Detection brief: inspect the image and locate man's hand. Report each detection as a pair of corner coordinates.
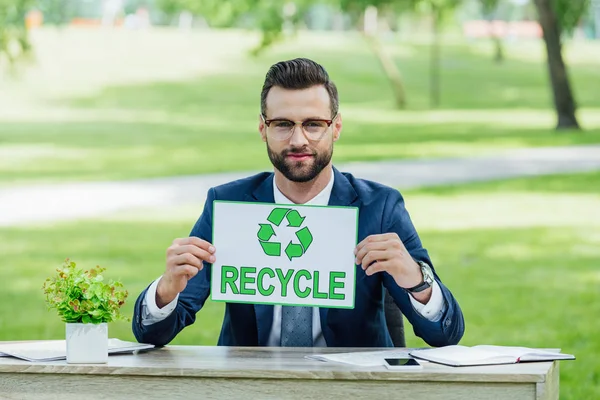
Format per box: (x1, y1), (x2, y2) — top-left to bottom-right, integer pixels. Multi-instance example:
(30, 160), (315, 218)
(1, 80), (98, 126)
(156, 237), (216, 308)
(354, 233), (432, 303)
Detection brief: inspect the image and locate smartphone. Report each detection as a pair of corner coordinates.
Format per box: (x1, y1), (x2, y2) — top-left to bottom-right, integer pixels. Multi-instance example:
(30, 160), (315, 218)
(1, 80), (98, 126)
(384, 358), (423, 370)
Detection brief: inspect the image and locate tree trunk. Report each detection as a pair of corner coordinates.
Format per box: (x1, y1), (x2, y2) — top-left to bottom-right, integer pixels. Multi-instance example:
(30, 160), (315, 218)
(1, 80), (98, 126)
(595, 0), (600, 39)
(487, 19), (504, 63)
(483, 3), (504, 63)
(533, 0), (581, 130)
(363, 33), (407, 109)
(492, 35), (504, 63)
(362, 6), (406, 109)
(430, 7), (441, 108)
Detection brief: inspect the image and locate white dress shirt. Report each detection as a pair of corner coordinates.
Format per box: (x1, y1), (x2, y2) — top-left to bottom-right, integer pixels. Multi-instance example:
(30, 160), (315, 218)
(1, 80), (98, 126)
(141, 171), (446, 345)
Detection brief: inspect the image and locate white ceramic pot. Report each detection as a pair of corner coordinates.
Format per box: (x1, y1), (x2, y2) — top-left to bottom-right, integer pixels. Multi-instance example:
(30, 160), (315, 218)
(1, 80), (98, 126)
(65, 322), (108, 364)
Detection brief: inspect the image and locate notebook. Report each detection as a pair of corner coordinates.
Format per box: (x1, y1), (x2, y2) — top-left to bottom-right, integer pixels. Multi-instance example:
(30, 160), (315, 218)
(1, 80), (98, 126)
(409, 345), (575, 367)
(0, 339), (155, 362)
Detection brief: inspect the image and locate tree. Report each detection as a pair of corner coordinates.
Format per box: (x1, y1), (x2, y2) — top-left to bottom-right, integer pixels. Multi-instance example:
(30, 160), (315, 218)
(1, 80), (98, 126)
(414, 0), (462, 108)
(156, 0), (413, 108)
(36, 0), (72, 26)
(338, 0), (462, 108)
(0, 0), (33, 72)
(155, 0), (459, 110)
(480, 0), (504, 63)
(533, 0), (590, 130)
(157, 0), (253, 27)
(157, 0), (310, 52)
(248, 0), (422, 109)
(342, 0), (410, 108)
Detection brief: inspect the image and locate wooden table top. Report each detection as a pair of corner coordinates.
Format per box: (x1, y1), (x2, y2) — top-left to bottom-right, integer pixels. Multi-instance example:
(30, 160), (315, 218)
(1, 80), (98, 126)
(0, 345), (555, 383)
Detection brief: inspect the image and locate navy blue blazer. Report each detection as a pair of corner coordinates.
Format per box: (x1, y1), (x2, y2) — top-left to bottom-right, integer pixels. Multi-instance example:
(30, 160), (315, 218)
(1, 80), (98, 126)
(132, 167), (465, 348)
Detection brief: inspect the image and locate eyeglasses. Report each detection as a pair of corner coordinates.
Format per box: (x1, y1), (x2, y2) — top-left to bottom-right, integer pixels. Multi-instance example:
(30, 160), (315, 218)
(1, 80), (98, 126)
(261, 114), (337, 141)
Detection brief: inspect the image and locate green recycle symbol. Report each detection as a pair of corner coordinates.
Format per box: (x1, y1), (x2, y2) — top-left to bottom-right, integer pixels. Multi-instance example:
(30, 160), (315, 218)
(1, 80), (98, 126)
(257, 208), (313, 261)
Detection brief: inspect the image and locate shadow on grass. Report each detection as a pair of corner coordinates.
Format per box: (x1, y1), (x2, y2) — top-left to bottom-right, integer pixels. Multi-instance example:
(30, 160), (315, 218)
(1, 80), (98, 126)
(1, 117), (598, 183)
(2, 41), (599, 183)
(55, 42), (600, 112)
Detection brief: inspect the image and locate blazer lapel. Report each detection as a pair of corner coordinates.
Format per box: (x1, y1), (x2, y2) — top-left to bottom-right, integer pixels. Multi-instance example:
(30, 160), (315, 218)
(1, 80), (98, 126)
(246, 173), (275, 204)
(247, 173), (275, 345)
(328, 167), (361, 208)
(254, 303), (274, 346)
(320, 167), (362, 346)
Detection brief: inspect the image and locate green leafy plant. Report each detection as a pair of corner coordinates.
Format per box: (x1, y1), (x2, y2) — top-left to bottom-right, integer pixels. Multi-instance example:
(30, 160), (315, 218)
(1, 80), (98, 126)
(42, 259), (129, 324)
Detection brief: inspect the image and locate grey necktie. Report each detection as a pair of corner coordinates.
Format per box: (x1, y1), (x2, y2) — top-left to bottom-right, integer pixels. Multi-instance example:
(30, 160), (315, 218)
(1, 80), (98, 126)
(280, 306), (313, 347)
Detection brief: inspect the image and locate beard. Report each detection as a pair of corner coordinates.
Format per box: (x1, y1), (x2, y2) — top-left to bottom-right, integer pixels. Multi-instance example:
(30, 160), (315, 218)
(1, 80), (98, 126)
(267, 141), (333, 183)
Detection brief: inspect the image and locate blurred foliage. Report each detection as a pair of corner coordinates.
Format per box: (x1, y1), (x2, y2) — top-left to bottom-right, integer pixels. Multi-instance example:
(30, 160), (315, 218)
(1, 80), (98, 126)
(151, 0), (591, 118)
(479, 0), (499, 15)
(157, 0), (316, 54)
(157, 0), (253, 27)
(35, 0), (72, 25)
(554, 0), (591, 34)
(0, 0), (32, 69)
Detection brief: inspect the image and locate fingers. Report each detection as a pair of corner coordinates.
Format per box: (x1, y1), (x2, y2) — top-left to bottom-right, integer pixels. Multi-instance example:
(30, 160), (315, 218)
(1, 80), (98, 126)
(171, 244), (215, 264)
(355, 233), (401, 256)
(360, 250), (393, 271)
(161, 237), (215, 297)
(172, 253), (203, 269)
(168, 237), (217, 273)
(172, 237), (215, 253)
(355, 241), (389, 264)
(364, 260), (391, 276)
(176, 265), (200, 280)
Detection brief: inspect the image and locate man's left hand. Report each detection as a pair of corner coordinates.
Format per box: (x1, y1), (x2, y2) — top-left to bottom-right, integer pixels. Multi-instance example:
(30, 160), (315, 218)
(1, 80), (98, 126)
(354, 233), (432, 303)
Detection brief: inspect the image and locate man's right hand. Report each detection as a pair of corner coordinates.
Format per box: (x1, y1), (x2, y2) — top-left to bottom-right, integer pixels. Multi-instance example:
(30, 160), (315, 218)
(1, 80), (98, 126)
(156, 237), (216, 308)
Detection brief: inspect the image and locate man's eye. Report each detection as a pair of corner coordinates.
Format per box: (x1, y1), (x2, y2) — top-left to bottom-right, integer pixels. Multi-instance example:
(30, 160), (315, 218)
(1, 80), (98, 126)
(305, 121), (323, 127)
(274, 121), (293, 128)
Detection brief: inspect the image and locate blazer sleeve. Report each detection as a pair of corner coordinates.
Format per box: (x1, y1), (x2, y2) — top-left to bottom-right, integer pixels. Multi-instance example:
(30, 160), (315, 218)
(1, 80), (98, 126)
(380, 189), (465, 347)
(132, 188), (216, 346)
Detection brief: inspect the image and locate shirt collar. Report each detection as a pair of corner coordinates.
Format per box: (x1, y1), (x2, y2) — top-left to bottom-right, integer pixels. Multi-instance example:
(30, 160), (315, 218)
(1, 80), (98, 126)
(272, 171), (335, 206)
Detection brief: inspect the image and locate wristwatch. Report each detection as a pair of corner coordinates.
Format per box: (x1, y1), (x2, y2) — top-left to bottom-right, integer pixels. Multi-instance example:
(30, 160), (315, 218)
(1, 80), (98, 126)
(407, 260), (435, 293)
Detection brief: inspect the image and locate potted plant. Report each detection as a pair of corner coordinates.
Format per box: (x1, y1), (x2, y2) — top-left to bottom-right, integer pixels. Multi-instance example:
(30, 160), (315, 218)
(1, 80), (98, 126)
(42, 259), (129, 364)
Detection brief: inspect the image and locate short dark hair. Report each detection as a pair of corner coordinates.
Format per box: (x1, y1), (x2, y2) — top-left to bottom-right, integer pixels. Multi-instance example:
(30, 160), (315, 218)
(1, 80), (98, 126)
(260, 58), (339, 118)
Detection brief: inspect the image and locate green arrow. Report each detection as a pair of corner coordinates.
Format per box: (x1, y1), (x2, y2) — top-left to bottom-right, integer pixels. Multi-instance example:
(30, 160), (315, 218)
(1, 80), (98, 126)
(260, 241), (281, 257)
(295, 227), (313, 251)
(284, 241), (303, 261)
(257, 224), (276, 241)
(267, 208), (289, 227)
(285, 210), (305, 227)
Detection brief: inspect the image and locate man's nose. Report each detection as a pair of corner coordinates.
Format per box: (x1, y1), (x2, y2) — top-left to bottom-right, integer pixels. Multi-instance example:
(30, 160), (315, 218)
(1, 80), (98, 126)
(289, 124), (309, 147)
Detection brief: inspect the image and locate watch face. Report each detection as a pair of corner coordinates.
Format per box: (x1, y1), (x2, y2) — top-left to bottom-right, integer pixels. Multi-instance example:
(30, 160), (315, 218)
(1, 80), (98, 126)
(421, 264), (434, 283)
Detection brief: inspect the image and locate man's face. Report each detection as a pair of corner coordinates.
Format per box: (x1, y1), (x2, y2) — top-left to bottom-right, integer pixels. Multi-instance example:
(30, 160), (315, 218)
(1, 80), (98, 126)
(259, 85), (342, 183)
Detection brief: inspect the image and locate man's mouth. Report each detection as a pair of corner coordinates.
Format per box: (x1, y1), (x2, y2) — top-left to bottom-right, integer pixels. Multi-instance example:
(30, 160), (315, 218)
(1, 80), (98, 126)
(286, 153), (313, 161)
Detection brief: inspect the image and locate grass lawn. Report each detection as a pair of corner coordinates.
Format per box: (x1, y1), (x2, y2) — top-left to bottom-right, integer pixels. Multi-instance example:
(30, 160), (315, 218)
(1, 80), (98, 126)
(0, 170), (598, 399)
(1, 28), (599, 185)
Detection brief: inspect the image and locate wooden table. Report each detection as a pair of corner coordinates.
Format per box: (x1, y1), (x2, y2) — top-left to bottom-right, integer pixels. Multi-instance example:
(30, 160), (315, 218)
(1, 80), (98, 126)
(0, 345), (558, 400)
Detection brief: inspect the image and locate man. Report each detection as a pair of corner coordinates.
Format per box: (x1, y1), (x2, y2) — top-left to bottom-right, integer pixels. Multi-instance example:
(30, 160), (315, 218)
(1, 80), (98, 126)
(132, 58), (465, 348)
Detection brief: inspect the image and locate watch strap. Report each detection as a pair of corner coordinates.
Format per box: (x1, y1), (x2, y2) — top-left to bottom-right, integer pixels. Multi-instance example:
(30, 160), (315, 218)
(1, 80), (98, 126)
(407, 261), (433, 293)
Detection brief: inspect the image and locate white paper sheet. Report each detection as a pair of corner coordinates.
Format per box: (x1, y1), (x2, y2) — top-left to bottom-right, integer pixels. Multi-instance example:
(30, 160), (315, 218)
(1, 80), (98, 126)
(305, 349), (418, 367)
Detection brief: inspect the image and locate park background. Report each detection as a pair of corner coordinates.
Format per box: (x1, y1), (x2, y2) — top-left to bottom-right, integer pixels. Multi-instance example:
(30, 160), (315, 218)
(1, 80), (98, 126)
(0, 0), (599, 398)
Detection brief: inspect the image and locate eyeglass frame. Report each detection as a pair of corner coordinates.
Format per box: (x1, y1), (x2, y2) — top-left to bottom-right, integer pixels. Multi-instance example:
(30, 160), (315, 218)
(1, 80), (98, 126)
(260, 113), (338, 141)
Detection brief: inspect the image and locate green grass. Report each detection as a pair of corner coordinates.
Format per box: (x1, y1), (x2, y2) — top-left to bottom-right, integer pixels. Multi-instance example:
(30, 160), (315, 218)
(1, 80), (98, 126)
(1, 29), (599, 184)
(0, 171), (598, 399)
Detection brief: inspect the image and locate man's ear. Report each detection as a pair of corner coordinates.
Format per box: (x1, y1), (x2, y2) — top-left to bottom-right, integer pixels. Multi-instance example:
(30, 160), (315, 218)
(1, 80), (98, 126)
(333, 113), (342, 142)
(258, 114), (267, 142)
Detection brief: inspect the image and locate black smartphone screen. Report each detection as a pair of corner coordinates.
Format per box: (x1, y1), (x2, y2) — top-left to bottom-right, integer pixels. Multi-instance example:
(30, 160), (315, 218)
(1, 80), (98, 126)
(384, 358), (420, 366)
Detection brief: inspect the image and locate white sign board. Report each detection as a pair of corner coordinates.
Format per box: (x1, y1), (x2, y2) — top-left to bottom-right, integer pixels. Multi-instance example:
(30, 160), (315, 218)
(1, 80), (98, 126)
(210, 201), (358, 308)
